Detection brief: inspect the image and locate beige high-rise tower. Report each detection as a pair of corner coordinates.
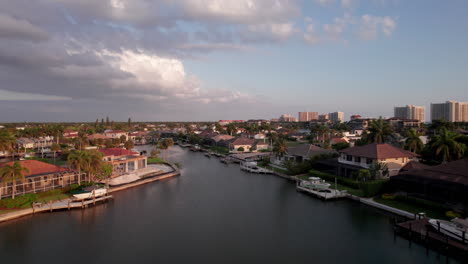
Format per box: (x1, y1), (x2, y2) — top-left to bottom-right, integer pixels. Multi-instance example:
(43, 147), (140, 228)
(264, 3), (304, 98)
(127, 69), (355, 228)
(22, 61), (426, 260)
(431, 101), (468, 122)
(394, 105), (425, 123)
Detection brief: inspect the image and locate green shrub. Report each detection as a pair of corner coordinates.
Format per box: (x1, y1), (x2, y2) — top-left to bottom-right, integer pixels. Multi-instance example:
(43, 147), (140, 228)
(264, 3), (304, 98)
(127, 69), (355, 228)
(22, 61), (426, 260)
(359, 180), (388, 197)
(382, 193), (396, 200)
(394, 195), (450, 212)
(446, 211), (462, 219)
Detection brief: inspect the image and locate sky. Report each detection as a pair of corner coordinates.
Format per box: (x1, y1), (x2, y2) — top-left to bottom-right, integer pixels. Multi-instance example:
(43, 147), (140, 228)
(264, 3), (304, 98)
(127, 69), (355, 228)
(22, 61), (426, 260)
(0, 0), (467, 122)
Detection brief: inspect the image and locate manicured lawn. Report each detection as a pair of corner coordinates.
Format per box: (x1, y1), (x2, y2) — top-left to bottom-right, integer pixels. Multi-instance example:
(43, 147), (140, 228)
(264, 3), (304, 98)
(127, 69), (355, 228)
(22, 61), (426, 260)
(210, 146), (229, 155)
(147, 157), (166, 164)
(373, 196), (449, 220)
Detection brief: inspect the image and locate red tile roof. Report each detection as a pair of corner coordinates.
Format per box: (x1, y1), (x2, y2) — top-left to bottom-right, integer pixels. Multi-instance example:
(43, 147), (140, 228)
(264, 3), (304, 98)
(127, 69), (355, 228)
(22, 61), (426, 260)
(0, 160), (71, 178)
(229, 137), (256, 146)
(340, 143), (418, 159)
(99, 148), (139, 157)
(105, 130), (127, 134)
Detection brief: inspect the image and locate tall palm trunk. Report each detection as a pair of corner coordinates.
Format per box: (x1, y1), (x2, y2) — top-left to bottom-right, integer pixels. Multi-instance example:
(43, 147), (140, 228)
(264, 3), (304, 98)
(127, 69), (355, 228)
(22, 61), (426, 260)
(12, 181), (16, 199)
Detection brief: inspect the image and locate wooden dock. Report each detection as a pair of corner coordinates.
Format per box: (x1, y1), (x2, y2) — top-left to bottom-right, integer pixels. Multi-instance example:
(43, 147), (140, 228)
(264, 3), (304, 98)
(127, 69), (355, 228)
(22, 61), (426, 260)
(296, 186), (347, 200)
(0, 195), (113, 223)
(395, 218), (468, 260)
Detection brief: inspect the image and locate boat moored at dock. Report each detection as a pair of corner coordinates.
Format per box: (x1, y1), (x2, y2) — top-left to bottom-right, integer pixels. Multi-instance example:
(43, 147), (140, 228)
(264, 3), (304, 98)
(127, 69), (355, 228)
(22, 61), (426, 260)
(299, 177), (331, 190)
(73, 186), (108, 200)
(429, 218), (468, 243)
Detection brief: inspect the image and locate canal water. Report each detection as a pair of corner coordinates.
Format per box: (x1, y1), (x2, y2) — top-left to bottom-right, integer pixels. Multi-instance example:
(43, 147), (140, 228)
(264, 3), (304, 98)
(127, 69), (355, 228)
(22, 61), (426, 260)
(0, 146), (460, 263)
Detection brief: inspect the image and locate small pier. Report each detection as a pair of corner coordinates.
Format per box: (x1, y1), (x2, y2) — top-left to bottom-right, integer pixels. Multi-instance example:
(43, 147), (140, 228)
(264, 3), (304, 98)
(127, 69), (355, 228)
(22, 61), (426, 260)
(296, 186), (347, 200)
(395, 218), (468, 260)
(0, 195), (113, 223)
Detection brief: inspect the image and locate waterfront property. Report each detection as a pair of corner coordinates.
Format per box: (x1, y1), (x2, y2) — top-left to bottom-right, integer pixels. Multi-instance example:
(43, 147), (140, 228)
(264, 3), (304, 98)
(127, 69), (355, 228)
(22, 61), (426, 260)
(0, 160), (82, 199)
(272, 144), (336, 165)
(391, 158), (468, 215)
(337, 143), (419, 177)
(99, 148), (148, 177)
(103, 130), (129, 140)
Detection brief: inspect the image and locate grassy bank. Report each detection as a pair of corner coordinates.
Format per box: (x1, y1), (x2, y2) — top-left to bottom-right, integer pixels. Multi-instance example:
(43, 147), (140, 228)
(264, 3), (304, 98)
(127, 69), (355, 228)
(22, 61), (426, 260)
(0, 184), (91, 214)
(373, 195), (452, 220)
(210, 146), (229, 155)
(147, 157), (166, 164)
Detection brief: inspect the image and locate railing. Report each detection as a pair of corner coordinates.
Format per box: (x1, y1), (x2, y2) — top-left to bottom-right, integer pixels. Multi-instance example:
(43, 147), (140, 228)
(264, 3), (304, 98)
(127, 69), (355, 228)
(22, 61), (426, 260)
(0, 173), (86, 199)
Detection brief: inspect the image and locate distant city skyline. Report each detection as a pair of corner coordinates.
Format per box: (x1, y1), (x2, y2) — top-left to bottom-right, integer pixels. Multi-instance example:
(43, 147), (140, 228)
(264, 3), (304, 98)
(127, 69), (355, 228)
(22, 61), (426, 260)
(0, 1), (467, 122)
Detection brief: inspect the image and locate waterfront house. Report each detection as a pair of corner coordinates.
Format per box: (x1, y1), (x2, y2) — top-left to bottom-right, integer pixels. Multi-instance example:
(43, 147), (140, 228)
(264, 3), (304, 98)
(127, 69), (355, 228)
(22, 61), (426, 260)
(16, 138), (35, 150)
(391, 158), (468, 215)
(227, 137), (256, 152)
(99, 148), (147, 177)
(104, 130), (128, 141)
(0, 160), (81, 199)
(129, 131), (148, 144)
(63, 130), (78, 139)
(210, 135), (235, 146)
(338, 143), (418, 177)
(272, 144), (336, 165)
(253, 141), (269, 151)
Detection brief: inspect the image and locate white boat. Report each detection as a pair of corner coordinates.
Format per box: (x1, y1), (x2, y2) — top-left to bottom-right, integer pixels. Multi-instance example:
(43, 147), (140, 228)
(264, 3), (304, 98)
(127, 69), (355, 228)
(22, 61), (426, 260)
(300, 177), (331, 190)
(428, 218), (468, 243)
(73, 186), (108, 200)
(240, 162), (271, 174)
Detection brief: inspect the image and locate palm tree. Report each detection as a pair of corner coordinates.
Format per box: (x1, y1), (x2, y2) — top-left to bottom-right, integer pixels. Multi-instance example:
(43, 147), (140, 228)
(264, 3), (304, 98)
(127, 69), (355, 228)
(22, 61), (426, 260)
(50, 143), (61, 165)
(0, 130), (16, 161)
(404, 129), (424, 153)
(87, 151), (104, 182)
(368, 162), (389, 179)
(0, 161), (30, 199)
(273, 138), (288, 158)
(68, 150), (90, 184)
(124, 140), (135, 150)
(367, 117), (393, 144)
(431, 128), (465, 163)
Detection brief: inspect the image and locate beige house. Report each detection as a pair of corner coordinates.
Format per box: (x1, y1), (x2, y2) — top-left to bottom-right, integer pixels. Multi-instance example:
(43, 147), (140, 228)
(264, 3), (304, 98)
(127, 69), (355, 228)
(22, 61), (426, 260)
(104, 130), (128, 140)
(338, 143), (418, 177)
(99, 148), (147, 177)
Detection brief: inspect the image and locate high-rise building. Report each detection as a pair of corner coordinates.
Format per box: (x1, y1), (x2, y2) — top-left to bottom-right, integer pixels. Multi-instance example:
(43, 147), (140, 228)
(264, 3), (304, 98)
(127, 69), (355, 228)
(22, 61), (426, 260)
(329, 112), (345, 123)
(393, 105), (425, 123)
(298, 112), (318, 122)
(431, 101), (468, 122)
(280, 114), (297, 122)
(318, 114), (329, 121)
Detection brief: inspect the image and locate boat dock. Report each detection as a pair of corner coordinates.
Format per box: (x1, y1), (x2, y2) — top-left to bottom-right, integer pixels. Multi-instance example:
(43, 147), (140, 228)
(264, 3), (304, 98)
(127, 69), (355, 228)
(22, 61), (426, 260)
(0, 195), (113, 223)
(395, 218), (468, 260)
(296, 185), (347, 200)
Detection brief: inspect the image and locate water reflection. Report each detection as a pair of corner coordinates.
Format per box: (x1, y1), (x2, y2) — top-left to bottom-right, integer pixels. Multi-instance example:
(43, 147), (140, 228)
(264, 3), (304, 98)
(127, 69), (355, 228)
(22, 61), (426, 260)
(0, 146), (461, 264)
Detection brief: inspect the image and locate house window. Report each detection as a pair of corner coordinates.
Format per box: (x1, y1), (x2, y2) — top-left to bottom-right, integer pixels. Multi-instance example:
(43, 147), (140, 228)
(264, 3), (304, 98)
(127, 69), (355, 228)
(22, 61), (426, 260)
(346, 155), (353, 161)
(366, 158), (373, 164)
(355, 157), (361, 163)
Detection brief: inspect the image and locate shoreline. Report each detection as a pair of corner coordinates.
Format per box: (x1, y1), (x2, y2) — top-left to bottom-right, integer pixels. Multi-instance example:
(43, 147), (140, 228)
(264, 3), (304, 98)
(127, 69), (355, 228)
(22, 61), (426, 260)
(0, 162), (180, 223)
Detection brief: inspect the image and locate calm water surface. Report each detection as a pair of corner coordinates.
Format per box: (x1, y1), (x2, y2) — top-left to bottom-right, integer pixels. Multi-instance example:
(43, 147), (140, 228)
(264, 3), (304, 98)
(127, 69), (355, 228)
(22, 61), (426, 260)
(0, 146), (460, 263)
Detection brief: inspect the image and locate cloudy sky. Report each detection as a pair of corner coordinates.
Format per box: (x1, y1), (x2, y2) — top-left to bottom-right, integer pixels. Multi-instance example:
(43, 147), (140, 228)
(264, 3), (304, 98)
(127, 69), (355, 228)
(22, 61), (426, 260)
(0, 0), (467, 122)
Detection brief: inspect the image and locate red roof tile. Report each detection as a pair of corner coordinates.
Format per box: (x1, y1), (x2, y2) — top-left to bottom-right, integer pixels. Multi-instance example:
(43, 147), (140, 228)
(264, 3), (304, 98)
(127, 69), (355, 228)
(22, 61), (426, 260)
(340, 143), (418, 159)
(99, 148), (139, 157)
(0, 160), (71, 178)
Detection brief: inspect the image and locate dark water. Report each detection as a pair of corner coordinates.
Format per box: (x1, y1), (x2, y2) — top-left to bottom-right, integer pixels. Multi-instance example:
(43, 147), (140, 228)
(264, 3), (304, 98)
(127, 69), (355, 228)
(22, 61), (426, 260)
(0, 146), (460, 264)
